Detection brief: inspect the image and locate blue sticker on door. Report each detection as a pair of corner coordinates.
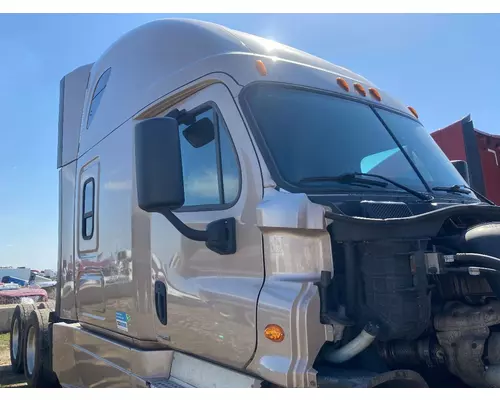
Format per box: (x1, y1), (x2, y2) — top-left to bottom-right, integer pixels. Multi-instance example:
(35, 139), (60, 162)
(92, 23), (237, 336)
(116, 311), (130, 332)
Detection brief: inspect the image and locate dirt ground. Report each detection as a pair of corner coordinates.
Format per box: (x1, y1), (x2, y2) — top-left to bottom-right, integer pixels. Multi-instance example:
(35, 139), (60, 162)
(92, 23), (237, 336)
(0, 333), (27, 387)
(0, 333), (10, 365)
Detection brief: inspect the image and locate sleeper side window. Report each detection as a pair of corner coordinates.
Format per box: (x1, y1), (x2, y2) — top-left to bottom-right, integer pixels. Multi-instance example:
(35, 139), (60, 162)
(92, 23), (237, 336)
(87, 68), (111, 129)
(82, 178), (95, 240)
(177, 105), (240, 208)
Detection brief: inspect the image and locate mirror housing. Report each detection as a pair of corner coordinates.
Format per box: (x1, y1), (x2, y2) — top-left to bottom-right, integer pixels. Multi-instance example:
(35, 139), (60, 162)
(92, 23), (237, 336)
(134, 117), (236, 255)
(182, 117), (215, 148)
(451, 160), (471, 185)
(135, 117), (185, 212)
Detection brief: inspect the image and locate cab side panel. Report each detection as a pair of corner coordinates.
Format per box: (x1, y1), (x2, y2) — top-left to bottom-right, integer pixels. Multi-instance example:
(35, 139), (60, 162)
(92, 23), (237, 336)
(57, 161), (78, 320)
(74, 123), (156, 341)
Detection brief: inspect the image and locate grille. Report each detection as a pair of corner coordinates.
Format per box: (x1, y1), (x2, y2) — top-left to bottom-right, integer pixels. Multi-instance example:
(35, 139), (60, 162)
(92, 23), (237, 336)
(360, 200), (413, 219)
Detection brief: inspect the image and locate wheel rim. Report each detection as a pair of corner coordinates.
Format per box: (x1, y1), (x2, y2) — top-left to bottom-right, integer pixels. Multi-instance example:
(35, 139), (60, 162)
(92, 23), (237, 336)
(26, 326), (36, 376)
(12, 318), (19, 360)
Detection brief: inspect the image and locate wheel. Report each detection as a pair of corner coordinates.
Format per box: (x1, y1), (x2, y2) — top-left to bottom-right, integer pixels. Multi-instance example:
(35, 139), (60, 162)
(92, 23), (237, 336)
(22, 308), (59, 387)
(9, 303), (36, 373)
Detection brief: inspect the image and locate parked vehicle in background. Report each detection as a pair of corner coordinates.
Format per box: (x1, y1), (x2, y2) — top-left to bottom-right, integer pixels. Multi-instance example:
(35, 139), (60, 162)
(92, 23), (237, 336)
(432, 115), (500, 205)
(42, 270), (57, 279)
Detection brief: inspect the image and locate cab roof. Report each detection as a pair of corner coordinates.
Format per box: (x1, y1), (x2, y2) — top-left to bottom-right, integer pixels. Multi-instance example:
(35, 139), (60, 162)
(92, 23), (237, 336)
(68, 19), (416, 158)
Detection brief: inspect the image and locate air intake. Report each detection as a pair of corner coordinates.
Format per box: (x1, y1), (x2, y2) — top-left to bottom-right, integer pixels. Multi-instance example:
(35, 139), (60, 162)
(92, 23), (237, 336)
(360, 200), (413, 219)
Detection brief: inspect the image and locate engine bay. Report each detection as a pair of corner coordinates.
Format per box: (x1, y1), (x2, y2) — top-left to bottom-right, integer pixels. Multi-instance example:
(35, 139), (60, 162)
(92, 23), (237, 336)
(312, 198), (500, 387)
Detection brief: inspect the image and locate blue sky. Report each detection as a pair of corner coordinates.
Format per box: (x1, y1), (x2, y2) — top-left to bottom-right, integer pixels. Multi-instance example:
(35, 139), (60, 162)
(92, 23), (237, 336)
(0, 13), (499, 270)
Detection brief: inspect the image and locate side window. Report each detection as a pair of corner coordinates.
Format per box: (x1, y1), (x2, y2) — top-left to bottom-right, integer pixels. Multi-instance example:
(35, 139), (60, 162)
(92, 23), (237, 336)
(87, 68), (111, 129)
(82, 178), (95, 240)
(219, 118), (239, 203)
(178, 106), (240, 208)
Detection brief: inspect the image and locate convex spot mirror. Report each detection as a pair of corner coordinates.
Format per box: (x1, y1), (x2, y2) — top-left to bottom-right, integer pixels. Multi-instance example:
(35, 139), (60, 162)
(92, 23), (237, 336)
(182, 117), (215, 148)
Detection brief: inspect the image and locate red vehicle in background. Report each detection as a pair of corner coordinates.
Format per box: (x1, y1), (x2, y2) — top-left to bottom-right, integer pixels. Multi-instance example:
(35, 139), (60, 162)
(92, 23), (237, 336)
(432, 115), (500, 205)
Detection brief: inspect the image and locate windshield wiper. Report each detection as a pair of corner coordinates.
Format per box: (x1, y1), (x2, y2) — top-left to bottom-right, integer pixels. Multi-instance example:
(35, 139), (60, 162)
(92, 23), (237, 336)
(300, 174), (388, 188)
(432, 185), (495, 205)
(300, 172), (433, 201)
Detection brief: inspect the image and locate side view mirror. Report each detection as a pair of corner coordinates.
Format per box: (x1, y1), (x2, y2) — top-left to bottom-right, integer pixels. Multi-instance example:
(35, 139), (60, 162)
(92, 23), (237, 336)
(135, 117), (185, 211)
(134, 117), (236, 255)
(451, 160), (470, 185)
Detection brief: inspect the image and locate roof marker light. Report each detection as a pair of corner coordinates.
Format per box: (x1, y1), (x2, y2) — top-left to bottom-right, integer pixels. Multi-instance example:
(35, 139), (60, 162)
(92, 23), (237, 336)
(369, 88), (382, 101)
(255, 60), (268, 76)
(336, 77), (350, 92)
(354, 83), (367, 97)
(408, 106), (419, 119)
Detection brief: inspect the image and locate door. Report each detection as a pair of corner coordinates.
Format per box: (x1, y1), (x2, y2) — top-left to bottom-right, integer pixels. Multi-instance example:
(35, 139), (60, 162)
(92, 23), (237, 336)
(150, 83), (265, 369)
(75, 158), (106, 318)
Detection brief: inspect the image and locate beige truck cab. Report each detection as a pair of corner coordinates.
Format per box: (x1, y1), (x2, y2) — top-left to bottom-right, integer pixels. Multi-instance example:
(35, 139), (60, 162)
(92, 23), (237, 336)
(11, 18), (500, 388)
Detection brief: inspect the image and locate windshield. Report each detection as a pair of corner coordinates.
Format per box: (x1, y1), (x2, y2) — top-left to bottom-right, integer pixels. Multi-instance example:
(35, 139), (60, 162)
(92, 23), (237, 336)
(243, 84), (474, 198)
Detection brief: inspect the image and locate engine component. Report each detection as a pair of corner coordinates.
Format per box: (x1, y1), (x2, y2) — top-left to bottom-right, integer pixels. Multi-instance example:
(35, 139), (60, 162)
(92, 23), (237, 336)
(379, 337), (446, 369)
(324, 322), (379, 364)
(434, 300), (500, 332)
(446, 253), (500, 283)
(452, 253), (500, 272)
(418, 252), (446, 275)
(460, 223), (500, 301)
(315, 270), (353, 326)
(357, 239), (431, 341)
(434, 274), (494, 303)
(325, 209), (500, 386)
(434, 300), (500, 387)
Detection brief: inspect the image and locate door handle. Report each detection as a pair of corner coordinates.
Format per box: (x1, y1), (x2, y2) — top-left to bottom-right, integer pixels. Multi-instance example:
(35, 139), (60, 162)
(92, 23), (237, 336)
(154, 280), (167, 325)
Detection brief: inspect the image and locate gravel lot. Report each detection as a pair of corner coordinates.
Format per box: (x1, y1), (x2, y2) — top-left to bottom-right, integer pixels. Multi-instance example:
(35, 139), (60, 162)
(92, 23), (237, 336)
(0, 332), (27, 387)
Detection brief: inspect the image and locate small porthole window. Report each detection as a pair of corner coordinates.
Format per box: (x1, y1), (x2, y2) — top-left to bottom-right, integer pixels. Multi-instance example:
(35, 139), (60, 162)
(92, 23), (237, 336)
(82, 178), (95, 240)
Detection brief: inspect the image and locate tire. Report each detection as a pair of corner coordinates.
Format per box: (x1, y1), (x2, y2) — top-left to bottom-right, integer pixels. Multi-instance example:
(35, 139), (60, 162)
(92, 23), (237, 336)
(22, 308), (59, 387)
(37, 302), (50, 310)
(9, 303), (36, 373)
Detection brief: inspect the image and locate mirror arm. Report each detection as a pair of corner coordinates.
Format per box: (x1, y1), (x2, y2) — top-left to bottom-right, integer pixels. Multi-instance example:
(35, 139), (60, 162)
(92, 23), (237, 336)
(157, 208), (237, 255)
(157, 207), (209, 242)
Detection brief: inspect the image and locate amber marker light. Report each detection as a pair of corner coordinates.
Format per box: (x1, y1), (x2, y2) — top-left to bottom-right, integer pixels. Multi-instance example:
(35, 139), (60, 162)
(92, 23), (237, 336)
(264, 324), (285, 342)
(354, 83), (367, 97)
(336, 77), (350, 92)
(255, 60), (268, 76)
(408, 106), (419, 119)
(369, 88), (382, 101)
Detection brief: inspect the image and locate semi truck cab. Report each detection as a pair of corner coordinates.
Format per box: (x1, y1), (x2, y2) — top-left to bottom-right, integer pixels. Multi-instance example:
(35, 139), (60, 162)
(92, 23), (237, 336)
(10, 18), (500, 388)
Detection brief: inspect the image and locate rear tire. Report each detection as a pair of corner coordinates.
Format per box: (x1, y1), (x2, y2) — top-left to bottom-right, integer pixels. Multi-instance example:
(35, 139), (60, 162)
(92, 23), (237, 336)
(22, 308), (59, 387)
(9, 303), (36, 373)
(37, 302), (51, 310)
